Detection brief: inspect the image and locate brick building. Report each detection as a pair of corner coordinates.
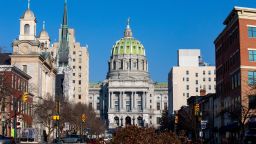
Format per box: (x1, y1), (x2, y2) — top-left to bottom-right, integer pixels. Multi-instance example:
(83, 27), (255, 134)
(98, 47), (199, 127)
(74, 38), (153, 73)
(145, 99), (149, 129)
(0, 65), (32, 137)
(214, 6), (256, 143)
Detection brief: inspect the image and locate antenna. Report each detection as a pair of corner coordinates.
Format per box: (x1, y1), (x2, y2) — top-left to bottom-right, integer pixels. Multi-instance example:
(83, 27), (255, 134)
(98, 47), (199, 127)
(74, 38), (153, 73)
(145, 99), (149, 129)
(43, 21), (45, 30)
(28, 0), (30, 9)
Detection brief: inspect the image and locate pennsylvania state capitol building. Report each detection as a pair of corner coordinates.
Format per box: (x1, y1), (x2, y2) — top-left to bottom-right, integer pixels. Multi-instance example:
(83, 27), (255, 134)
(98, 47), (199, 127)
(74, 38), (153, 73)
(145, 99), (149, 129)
(89, 19), (168, 129)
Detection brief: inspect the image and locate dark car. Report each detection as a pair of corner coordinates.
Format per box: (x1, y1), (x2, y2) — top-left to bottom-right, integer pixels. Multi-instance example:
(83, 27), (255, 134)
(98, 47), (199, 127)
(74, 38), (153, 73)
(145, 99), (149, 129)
(62, 134), (82, 143)
(0, 135), (15, 144)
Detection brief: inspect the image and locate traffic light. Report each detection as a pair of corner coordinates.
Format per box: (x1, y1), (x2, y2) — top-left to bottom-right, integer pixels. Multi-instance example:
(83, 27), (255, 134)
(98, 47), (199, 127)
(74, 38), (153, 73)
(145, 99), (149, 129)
(194, 103), (200, 116)
(175, 115), (178, 124)
(81, 114), (87, 123)
(22, 92), (29, 103)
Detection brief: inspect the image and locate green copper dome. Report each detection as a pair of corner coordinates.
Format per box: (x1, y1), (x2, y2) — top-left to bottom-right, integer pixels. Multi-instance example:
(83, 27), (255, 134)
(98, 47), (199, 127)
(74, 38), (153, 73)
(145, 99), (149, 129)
(112, 37), (145, 56)
(112, 18), (145, 56)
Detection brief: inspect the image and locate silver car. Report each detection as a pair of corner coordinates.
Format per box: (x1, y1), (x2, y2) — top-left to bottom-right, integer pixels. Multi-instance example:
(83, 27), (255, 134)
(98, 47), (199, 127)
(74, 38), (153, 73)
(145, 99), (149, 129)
(62, 135), (81, 143)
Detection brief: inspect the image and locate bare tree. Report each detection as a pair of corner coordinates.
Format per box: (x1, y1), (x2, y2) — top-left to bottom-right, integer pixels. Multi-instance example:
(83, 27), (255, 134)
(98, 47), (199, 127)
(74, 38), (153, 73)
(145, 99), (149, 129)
(222, 85), (256, 143)
(33, 96), (56, 141)
(177, 106), (199, 141)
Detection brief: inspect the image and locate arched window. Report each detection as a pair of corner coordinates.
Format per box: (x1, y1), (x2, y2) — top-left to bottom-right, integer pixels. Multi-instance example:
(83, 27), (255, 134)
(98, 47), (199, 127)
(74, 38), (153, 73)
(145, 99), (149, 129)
(114, 116), (119, 126)
(24, 24), (30, 35)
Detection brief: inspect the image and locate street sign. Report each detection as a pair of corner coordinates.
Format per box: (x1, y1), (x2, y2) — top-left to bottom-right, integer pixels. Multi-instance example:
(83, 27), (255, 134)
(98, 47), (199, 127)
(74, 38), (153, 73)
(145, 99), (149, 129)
(201, 120), (208, 129)
(81, 114), (86, 122)
(52, 115), (60, 121)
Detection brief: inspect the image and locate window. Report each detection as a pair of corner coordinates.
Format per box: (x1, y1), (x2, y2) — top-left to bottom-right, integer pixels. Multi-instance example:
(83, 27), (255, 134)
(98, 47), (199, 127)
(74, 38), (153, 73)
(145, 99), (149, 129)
(248, 26), (256, 38)
(157, 117), (161, 124)
(187, 93), (189, 98)
(22, 65), (27, 73)
(186, 85), (189, 90)
(24, 24), (30, 35)
(78, 95), (81, 99)
(73, 80), (75, 83)
(150, 100), (152, 103)
(249, 96), (256, 109)
(150, 105), (152, 109)
(79, 58), (82, 63)
(209, 78), (211, 81)
(115, 101), (119, 111)
(133, 62), (136, 68)
(209, 85), (211, 90)
(89, 102), (93, 109)
(73, 66), (75, 69)
(183, 93), (185, 96)
(79, 73), (81, 78)
(73, 73), (75, 76)
(79, 66), (81, 71)
(73, 59), (75, 62)
(78, 87), (81, 92)
(249, 50), (256, 62)
(97, 102), (100, 110)
(196, 87), (198, 92)
(203, 70), (205, 75)
(186, 78), (189, 81)
(208, 70), (211, 75)
(157, 102), (160, 110)
(137, 101), (142, 111)
(195, 73), (198, 77)
(186, 70), (189, 75)
(196, 80), (198, 84)
(79, 80), (81, 85)
(203, 78), (205, 81)
(73, 51), (76, 55)
(164, 102), (167, 110)
(248, 71), (256, 85)
(79, 51), (82, 56)
(126, 101), (131, 112)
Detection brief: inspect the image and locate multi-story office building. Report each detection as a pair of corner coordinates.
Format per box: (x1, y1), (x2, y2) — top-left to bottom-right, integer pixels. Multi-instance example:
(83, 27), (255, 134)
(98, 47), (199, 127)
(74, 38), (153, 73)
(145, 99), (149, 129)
(168, 49), (216, 114)
(52, 1), (89, 104)
(88, 20), (168, 129)
(214, 6), (256, 143)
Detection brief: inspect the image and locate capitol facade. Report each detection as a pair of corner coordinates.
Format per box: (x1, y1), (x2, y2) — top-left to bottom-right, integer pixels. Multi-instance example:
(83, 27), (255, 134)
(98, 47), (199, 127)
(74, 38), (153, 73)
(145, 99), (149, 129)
(89, 19), (168, 129)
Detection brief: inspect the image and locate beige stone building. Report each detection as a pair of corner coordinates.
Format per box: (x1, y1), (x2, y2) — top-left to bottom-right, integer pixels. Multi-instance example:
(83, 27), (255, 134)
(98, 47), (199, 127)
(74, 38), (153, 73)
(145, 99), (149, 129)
(51, 28), (89, 104)
(51, 1), (89, 104)
(11, 3), (56, 100)
(168, 49), (216, 114)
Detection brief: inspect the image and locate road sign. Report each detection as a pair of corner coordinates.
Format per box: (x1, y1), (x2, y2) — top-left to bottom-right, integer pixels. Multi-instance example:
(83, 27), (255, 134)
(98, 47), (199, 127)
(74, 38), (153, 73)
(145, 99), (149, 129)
(81, 114), (86, 122)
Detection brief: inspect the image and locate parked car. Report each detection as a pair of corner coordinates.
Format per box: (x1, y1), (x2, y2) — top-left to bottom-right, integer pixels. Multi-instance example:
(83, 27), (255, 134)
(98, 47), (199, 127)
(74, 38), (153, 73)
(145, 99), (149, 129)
(62, 134), (82, 143)
(0, 135), (14, 144)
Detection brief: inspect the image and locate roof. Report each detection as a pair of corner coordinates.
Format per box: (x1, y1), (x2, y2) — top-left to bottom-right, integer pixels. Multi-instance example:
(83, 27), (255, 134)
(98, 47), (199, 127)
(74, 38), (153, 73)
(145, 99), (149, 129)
(112, 37), (145, 56)
(0, 65), (31, 80)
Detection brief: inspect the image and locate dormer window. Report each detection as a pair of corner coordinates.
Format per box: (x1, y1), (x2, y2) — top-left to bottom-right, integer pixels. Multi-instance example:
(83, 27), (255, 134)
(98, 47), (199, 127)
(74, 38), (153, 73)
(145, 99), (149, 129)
(24, 24), (30, 35)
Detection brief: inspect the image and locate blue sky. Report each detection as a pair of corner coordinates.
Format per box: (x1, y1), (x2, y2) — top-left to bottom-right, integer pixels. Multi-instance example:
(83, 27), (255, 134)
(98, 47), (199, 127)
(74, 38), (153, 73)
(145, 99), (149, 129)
(0, 0), (256, 82)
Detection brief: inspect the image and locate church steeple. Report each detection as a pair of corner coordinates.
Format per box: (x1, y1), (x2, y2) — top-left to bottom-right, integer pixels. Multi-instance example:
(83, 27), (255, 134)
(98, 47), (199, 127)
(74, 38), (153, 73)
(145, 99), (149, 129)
(19, 0), (36, 40)
(124, 17), (132, 38)
(58, 0), (69, 66)
(62, 0), (68, 28)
